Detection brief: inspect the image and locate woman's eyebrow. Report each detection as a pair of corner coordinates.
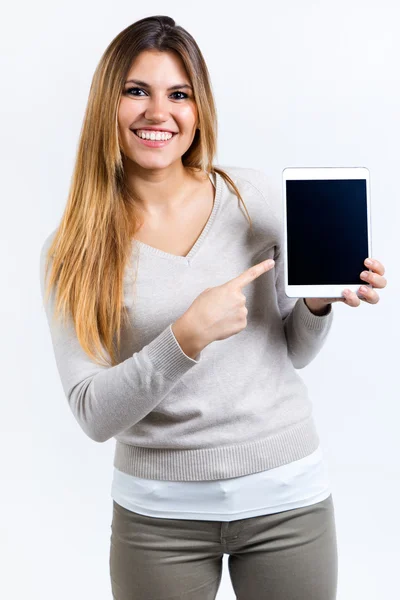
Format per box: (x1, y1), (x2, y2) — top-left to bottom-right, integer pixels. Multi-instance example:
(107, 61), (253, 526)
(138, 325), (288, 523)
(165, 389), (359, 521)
(124, 79), (193, 91)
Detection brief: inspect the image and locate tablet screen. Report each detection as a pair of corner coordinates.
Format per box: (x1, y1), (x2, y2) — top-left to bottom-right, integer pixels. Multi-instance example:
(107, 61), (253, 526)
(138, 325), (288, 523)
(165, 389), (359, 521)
(286, 179), (369, 285)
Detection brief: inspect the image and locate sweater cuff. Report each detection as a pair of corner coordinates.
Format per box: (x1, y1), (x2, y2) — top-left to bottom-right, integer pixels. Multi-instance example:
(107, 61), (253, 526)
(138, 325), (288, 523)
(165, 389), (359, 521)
(142, 324), (201, 381)
(297, 297), (333, 330)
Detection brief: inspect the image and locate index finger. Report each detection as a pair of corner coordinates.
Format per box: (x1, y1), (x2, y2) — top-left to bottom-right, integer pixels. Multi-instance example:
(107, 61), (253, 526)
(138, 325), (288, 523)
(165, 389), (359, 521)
(228, 259), (275, 290)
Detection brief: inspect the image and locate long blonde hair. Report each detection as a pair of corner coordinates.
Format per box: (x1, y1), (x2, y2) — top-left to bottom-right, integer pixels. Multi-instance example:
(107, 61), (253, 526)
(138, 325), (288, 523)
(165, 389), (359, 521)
(42, 15), (253, 367)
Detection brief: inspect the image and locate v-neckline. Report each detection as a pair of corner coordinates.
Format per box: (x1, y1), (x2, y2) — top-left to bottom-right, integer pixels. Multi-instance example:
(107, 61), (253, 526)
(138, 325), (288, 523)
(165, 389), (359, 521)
(132, 171), (221, 264)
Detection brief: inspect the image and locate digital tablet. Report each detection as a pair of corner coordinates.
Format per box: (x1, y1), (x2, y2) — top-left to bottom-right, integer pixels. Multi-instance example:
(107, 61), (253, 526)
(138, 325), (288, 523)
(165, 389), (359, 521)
(282, 167), (372, 299)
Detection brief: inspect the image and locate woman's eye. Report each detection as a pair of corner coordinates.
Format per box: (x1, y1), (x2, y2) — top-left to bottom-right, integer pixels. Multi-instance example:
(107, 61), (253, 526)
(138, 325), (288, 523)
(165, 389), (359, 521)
(125, 87), (145, 96)
(124, 87), (188, 100)
(171, 91), (188, 100)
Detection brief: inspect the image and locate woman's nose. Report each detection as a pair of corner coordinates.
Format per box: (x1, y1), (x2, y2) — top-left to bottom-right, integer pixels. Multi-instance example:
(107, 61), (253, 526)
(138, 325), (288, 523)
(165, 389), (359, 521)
(144, 94), (169, 121)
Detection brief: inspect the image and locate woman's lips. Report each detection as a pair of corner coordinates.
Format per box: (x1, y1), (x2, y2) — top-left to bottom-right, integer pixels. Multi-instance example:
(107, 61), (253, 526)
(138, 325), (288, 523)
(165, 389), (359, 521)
(131, 130), (177, 148)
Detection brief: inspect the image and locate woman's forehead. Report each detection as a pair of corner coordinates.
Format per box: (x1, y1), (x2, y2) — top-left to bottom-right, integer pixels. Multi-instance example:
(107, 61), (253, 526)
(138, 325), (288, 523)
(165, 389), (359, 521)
(126, 50), (188, 80)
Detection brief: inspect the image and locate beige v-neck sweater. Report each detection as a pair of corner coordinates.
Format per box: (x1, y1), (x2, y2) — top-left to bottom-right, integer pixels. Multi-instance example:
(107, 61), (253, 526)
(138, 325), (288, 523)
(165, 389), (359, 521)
(39, 166), (333, 481)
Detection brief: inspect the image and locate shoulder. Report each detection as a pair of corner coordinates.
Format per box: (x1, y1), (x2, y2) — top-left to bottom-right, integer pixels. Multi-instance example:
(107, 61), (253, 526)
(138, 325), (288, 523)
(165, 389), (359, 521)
(215, 165), (281, 223)
(40, 228), (58, 264)
(216, 165), (267, 183)
(215, 165), (271, 197)
(39, 228), (58, 290)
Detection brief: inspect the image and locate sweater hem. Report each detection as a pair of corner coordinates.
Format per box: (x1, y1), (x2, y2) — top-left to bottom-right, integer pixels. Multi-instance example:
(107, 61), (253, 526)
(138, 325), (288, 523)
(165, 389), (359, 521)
(113, 415), (320, 481)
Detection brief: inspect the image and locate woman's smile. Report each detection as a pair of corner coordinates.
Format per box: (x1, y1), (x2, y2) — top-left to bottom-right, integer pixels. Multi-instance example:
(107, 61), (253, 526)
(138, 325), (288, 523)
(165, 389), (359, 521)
(131, 129), (178, 148)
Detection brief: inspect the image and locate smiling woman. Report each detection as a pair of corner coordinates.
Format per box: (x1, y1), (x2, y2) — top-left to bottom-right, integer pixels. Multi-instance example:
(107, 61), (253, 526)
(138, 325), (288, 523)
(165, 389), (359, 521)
(41, 15), (252, 369)
(39, 14), (340, 600)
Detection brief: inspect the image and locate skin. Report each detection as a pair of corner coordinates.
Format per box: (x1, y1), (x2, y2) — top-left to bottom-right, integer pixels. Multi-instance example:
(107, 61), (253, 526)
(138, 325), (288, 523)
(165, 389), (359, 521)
(117, 49), (201, 220)
(117, 51), (388, 315)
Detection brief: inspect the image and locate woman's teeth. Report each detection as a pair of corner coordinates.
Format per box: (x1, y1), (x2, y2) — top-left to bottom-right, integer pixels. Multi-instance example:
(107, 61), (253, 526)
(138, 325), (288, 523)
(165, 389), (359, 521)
(134, 130), (174, 141)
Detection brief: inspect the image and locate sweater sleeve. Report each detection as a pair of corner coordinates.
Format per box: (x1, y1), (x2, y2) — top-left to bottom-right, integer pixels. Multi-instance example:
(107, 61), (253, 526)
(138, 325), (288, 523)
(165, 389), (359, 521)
(274, 246), (333, 369)
(244, 168), (334, 369)
(39, 233), (202, 443)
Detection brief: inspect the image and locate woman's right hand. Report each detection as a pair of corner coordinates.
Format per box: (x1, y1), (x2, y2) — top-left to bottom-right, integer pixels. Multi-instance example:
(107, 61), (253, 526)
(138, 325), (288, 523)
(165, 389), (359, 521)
(174, 259), (275, 352)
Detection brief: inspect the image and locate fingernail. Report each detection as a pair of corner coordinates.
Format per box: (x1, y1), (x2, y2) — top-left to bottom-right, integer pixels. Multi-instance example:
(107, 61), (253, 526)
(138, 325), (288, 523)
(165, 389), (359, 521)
(365, 259), (372, 266)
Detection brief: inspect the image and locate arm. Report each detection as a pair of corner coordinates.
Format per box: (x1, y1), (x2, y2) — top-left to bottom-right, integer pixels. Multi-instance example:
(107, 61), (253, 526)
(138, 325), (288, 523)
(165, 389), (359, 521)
(304, 298), (331, 316)
(274, 244), (333, 368)
(171, 316), (205, 360)
(39, 233), (203, 443)
(245, 169), (334, 369)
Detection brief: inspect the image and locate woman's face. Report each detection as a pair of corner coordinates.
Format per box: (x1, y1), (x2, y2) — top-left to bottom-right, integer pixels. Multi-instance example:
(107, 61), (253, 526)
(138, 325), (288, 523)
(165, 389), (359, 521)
(118, 50), (199, 172)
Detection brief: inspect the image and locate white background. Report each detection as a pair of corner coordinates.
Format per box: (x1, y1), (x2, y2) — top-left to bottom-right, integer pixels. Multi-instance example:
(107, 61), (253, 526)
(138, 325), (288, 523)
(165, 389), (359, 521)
(2, 0), (399, 598)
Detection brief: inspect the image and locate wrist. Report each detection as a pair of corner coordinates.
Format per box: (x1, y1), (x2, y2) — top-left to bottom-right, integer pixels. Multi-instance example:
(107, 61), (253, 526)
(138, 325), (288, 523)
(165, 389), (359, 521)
(171, 316), (206, 359)
(304, 298), (331, 316)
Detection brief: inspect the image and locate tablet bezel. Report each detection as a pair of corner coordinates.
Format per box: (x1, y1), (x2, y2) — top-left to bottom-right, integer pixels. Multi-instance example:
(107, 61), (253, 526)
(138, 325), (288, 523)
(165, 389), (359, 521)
(282, 166), (372, 299)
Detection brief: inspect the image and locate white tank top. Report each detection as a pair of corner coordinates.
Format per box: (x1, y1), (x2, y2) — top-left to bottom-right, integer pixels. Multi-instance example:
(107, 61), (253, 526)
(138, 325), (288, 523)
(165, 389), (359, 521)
(111, 444), (331, 521)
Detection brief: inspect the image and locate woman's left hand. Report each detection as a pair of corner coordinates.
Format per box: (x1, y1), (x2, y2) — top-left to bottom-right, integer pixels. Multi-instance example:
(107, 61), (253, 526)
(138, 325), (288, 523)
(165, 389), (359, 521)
(305, 257), (387, 314)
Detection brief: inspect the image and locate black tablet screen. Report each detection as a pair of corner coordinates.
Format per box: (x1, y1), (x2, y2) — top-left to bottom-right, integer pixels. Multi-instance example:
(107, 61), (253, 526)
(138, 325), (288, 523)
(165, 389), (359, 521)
(286, 179), (369, 285)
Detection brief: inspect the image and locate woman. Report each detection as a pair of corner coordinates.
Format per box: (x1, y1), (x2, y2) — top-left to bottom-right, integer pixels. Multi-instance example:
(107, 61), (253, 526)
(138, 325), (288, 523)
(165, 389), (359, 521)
(39, 15), (387, 600)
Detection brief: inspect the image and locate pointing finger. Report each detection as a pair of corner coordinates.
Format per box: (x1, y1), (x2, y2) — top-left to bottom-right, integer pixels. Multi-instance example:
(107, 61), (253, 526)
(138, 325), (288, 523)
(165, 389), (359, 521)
(228, 259), (275, 290)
